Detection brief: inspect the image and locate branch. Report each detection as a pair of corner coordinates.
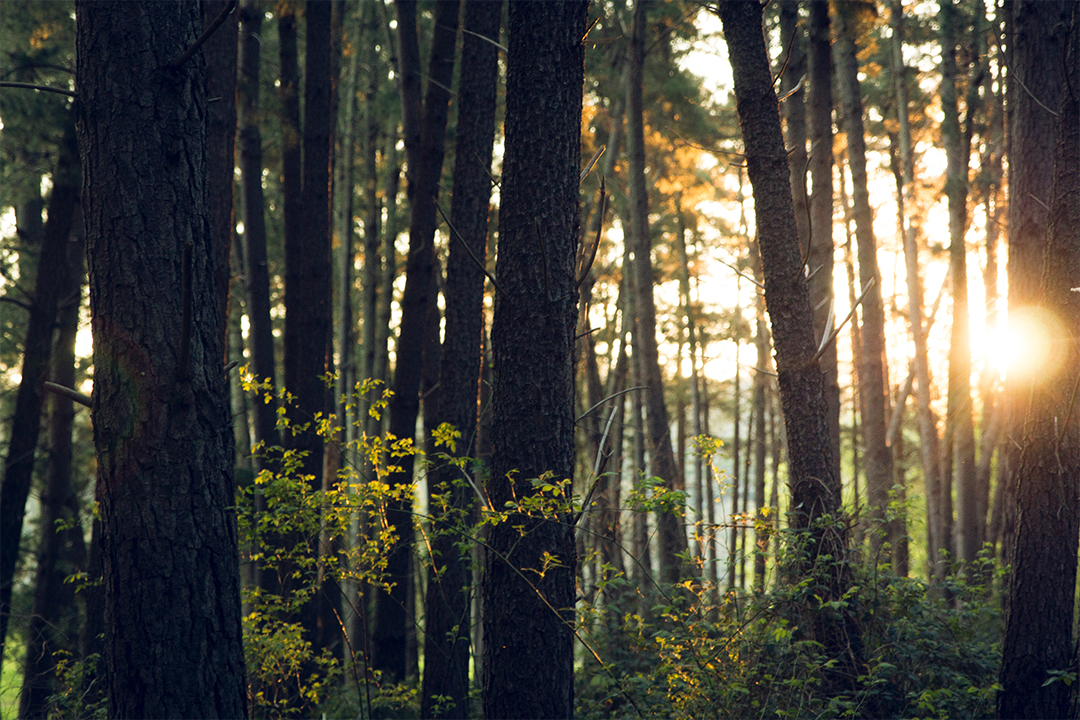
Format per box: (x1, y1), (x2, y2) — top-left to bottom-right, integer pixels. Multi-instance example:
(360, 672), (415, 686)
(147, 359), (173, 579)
(718, 258), (764, 289)
(575, 177), (606, 288)
(171, 0), (238, 70)
(44, 382), (92, 409)
(811, 277), (875, 365)
(0, 81), (75, 98)
(433, 200), (505, 298)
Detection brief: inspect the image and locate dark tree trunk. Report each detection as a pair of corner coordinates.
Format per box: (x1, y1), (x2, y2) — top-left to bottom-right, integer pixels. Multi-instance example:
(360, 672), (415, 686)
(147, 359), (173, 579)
(835, 1), (893, 557)
(374, 0), (460, 681)
(421, 1), (500, 716)
(806, 0), (840, 476)
(626, 0), (690, 585)
(482, 2), (585, 716)
(0, 116), (81, 658)
(239, 0), (280, 460)
(203, 0), (237, 347)
(18, 138), (86, 720)
(1000, 0), (1070, 573)
(716, 0), (863, 694)
(74, 2), (247, 715)
(997, 7), (1080, 716)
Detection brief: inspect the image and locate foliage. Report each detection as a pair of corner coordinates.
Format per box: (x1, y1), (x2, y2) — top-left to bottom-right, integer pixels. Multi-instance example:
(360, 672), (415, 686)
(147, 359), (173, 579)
(574, 531), (1001, 720)
(42, 650), (106, 720)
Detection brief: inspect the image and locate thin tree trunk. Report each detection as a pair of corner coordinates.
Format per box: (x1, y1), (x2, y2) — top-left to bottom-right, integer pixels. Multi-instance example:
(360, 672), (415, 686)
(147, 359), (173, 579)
(836, 1), (894, 557)
(728, 342), (741, 592)
(0, 116), (80, 658)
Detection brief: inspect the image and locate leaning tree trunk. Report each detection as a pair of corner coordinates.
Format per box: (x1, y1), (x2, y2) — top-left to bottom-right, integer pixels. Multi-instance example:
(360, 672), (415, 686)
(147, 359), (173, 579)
(420, 1), (500, 716)
(482, 2), (586, 716)
(716, 0), (864, 696)
(998, 8), (1079, 714)
(75, 2), (247, 715)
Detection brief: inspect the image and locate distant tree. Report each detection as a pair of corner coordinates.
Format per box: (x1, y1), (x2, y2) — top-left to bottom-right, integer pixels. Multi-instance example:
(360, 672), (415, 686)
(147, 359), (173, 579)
(74, 1), (246, 715)
(482, 1), (586, 716)
(997, 7), (1079, 717)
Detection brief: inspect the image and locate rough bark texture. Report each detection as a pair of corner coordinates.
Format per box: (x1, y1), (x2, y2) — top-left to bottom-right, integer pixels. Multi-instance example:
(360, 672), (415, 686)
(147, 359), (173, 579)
(420, 1), (500, 716)
(717, 0), (862, 694)
(482, 2), (585, 716)
(1001, 0), (1070, 569)
(835, 1), (894, 555)
(374, 0), (460, 681)
(0, 116), (81, 658)
(997, 7), (1080, 716)
(627, 0), (690, 585)
(74, 2), (247, 715)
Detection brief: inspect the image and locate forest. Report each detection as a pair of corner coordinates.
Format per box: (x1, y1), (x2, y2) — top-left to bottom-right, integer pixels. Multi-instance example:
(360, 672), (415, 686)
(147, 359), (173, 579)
(0, 0), (1077, 718)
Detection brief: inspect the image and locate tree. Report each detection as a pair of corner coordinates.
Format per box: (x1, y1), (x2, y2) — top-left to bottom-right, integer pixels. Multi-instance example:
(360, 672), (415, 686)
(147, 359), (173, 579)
(420, 1), (500, 716)
(715, 0), (863, 694)
(373, 0), (460, 682)
(835, 0), (894, 556)
(74, 1), (247, 716)
(0, 113), (80, 659)
(626, 0), (691, 585)
(997, 7), (1079, 716)
(482, 1), (586, 716)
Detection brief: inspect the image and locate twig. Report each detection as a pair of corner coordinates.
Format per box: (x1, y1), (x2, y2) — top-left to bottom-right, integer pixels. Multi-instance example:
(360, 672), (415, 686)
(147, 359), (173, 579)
(811, 277), (875, 364)
(44, 382), (92, 409)
(576, 385), (647, 425)
(579, 145), (606, 184)
(462, 27), (507, 53)
(433, 200), (505, 298)
(718, 258), (764, 289)
(171, 0), (238, 70)
(1014, 73), (1059, 117)
(575, 177), (606, 288)
(0, 81), (75, 98)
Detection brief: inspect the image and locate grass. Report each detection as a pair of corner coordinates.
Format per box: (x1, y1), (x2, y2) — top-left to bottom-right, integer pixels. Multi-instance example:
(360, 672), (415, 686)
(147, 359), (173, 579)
(1, 636), (23, 720)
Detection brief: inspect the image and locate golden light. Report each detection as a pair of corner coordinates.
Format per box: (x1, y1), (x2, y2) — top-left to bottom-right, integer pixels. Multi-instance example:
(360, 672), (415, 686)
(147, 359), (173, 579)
(996, 306), (1070, 383)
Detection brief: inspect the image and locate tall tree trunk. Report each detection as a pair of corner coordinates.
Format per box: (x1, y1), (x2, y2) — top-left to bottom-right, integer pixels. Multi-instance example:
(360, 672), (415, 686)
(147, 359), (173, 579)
(627, 0), (690, 585)
(998, 9), (1079, 714)
(835, 1), (894, 556)
(19, 169), (86, 720)
(75, 3), (247, 714)
(1000, 0), (1070, 572)
(421, 1), (500, 715)
(374, 0), (460, 681)
(0, 116), (80, 658)
(728, 342), (742, 592)
(939, 0), (979, 570)
(716, 0), (863, 694)
(806, 0), (840, 476)
(482, 2), (585, 715)
(889, 0), (943, 584)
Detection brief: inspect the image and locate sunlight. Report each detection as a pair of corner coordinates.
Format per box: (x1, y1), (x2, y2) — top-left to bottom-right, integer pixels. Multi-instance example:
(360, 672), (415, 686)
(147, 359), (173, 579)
(995, 307), (1070, 383)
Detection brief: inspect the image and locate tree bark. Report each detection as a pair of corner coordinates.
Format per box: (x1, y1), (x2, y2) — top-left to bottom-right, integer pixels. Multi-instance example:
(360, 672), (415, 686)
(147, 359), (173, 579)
(421, 1), (500, 715)
(75, 2), (247, 715)
(482, 2), (585, 716)
(716, 0), (862, 694)
(998, 7), (1079, 714)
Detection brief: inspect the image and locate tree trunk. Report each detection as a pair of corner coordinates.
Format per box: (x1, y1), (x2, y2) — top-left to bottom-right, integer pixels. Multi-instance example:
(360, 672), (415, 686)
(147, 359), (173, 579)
(998, 8), (1079, 714)
(374, 0), (460, 681)
(75, 2), (247, 714)
(0, 116), (80, 658)
(835, 1), (894, 556)
(421, 1), (500, 715)
(716, 0), (863, 694)
(1000, 0), (1071, 572)
(482, 2), (585, 715)
(19, 154), (85, 720)
(626, 0), (690, 586)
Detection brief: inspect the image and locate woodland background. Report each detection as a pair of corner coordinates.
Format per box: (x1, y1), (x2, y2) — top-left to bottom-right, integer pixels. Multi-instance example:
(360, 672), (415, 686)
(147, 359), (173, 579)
(0, 0), (1078, 718)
